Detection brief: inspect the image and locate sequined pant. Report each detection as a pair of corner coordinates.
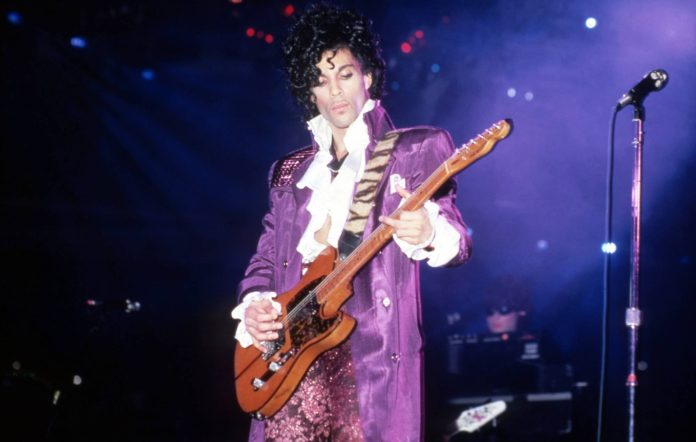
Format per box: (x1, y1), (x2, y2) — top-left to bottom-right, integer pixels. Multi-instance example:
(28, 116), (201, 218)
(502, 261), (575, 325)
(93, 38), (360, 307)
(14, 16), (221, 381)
(264, 342), (364, 442)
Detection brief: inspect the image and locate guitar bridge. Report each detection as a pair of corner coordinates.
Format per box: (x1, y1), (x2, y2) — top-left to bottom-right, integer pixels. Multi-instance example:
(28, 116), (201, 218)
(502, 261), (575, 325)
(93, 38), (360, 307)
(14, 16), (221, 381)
(251, 347), (299, 391)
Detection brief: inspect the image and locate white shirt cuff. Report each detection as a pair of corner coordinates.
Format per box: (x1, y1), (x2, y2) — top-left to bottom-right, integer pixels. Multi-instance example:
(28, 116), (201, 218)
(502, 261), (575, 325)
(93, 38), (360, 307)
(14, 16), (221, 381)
(393, 200), (461, 267)
(231, 291), (280, 348)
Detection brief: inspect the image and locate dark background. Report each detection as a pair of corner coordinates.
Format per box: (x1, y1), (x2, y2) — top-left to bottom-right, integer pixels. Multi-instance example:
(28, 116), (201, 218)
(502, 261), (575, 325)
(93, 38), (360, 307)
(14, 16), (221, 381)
(2, 1), (695, 441)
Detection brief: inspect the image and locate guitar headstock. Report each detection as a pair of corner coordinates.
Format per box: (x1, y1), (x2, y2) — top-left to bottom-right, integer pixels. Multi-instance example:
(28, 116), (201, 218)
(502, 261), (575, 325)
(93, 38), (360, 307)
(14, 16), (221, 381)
(446, 119), (513, 173)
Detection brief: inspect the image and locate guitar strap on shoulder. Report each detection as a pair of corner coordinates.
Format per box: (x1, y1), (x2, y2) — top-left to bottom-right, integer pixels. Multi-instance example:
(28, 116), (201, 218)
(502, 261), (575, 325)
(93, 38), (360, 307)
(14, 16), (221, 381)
(338, 130), (402, 260)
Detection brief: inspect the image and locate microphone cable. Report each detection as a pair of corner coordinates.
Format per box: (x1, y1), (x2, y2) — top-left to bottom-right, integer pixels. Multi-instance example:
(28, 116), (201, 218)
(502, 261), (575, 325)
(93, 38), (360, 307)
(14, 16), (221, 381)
(596, 106), (619, 442)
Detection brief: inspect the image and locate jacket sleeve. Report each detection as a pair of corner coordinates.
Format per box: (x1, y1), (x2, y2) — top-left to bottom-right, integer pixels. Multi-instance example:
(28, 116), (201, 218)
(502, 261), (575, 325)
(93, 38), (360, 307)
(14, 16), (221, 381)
(236, 164), (279, 300)
(413, 128), (472, 267)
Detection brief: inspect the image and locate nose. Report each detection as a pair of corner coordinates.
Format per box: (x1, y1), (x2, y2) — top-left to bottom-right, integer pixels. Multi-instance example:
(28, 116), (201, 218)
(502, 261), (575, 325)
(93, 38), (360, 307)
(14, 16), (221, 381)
(329, 80), (342, 96)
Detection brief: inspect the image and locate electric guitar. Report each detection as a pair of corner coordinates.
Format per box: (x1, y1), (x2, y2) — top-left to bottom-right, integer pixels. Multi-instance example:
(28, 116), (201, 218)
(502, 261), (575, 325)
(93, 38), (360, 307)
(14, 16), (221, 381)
(234, 119), (513, 418)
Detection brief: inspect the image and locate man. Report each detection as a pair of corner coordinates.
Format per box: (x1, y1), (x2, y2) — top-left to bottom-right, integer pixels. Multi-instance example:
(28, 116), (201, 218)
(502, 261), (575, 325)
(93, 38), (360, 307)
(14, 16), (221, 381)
(232, 4), (471, 441)
(483, 276), (531, 335)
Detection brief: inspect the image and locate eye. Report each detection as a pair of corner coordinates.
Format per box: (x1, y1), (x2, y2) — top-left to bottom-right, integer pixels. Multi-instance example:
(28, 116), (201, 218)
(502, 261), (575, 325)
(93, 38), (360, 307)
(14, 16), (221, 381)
(340, 72), (353, 80)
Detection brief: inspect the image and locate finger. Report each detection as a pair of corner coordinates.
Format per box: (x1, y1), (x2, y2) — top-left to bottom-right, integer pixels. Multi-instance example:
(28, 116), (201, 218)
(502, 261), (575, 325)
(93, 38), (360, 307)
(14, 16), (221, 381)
(398, 209), (427, 222)
(254, 311), (282, 323)
(379, 215), (402, 228)
(252, 299), (278, 314)
(255, 320), (283, 332)
(395, 184), (412, 199)
(252, 338), (268, 353)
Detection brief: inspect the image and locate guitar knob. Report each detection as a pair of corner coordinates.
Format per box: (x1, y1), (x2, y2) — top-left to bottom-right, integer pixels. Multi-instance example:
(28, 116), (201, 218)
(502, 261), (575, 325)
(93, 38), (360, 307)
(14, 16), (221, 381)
(252, 378), (265, 390)
(269, 361), (282, 372)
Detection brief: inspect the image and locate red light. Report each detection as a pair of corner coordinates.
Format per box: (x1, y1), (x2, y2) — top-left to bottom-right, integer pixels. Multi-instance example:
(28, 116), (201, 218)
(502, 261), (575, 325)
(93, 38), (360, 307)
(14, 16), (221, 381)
(400, 42), (412, 54)
(245, 27), (255, 38)
(265, 34), (274, 44)
(414, 30), (424, 39)
(283, 4), (295, 16)
(256, 30), (265, 38)
(229, 0), (243, 4)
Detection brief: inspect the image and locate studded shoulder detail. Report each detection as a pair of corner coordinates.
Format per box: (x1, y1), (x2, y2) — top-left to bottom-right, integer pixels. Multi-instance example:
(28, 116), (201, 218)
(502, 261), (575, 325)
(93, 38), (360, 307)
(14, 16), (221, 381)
(270, 146), (317, 188)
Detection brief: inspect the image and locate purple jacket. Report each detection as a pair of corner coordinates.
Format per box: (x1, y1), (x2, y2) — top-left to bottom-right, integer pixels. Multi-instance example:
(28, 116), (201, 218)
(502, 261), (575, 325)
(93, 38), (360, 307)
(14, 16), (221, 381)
(239, 104), (471, 441)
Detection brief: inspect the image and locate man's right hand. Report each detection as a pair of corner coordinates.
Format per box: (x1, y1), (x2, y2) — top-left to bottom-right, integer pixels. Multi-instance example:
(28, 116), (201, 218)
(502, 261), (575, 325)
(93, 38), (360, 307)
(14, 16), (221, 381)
(244, 299), (283, 352)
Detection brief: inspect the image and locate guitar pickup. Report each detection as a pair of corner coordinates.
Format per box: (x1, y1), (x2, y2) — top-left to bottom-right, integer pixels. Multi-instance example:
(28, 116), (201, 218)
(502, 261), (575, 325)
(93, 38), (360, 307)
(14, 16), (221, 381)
(268, 347), (297, 372)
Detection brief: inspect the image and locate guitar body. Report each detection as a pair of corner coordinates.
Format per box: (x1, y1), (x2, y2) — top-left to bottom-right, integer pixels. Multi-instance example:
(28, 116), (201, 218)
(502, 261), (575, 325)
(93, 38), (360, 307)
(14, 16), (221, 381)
(234, 247), (356, 418)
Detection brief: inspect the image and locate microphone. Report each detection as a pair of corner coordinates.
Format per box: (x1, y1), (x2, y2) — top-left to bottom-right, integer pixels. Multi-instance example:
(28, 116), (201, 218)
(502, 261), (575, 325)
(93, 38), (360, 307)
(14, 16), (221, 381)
(86, 298), (141, 313)
(617, 69), (669, 111)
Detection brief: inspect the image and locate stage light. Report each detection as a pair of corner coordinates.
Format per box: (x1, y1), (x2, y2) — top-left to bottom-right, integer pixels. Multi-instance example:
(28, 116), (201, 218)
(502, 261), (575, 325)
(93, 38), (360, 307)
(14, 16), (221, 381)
(536, 239), (549, 250)
(70, 36), (87, 48)
(141, 69), (155, 80)
(390, 81), (400, 91)
(7, 11), (22, 25)
(430, 63), (441, 73)
(466, 227), (474, 236)
(12, 361), (21, 370)
(507, 88), (517, 98)
(265, 34), (274, 44)
(256, 30), (264, 38)
(400, 42), (412, 54)
(414, 30), (424, 39)
(283, 4), (295, 17)
(73, 374), (83, 386)
(601, 242), (617, 254)
(246, 27), (255, 38)
(524, 91), (534, 101)
(585, 17), (597, 29)
(229, 0), (243, 4)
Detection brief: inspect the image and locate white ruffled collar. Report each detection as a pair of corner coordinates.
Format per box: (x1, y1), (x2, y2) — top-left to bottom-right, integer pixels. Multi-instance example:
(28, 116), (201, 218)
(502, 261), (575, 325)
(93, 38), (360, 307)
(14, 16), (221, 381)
(294, 99), (376, 260)
(297, 99), (376, 190)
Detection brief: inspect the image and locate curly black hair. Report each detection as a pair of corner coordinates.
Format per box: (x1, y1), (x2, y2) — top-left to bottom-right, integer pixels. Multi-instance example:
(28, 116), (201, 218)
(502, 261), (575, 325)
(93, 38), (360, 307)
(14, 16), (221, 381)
(282, 3), (386, 120)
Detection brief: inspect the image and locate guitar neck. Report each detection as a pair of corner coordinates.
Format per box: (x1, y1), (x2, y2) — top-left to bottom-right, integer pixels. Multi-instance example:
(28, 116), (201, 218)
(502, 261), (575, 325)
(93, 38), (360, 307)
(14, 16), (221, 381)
(315, 118), (512, 306)
(316, 162), (451, 304)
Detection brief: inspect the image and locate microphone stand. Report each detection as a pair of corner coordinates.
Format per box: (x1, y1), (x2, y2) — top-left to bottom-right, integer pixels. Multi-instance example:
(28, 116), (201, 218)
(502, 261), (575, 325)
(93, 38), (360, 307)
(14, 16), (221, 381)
(625, 103), (645, 442)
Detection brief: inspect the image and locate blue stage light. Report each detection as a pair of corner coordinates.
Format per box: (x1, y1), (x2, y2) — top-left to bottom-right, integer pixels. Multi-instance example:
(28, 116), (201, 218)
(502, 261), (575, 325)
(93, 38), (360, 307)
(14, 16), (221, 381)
(536, 239), (549, 250)
(506, 88), (517, 98)
(7, 11), (22, 25)
(524, 91), (534, 101)
(601, 242), (617, 254)
(390, 81), (400, 91)
(585, 17), (597, 29)
(141, 69), (155, 80)
(70, 36), (87, 48)
(430, 63), (441, 73)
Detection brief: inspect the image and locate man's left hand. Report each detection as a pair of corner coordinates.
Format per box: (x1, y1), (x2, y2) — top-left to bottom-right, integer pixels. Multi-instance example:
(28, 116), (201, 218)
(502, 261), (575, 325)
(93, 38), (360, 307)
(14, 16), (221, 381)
(379, 185), (433, 245)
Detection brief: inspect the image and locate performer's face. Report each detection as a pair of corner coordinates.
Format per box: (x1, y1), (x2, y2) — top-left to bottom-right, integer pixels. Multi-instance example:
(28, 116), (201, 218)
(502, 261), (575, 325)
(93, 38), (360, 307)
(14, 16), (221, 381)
(311, 47), (372, 137)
